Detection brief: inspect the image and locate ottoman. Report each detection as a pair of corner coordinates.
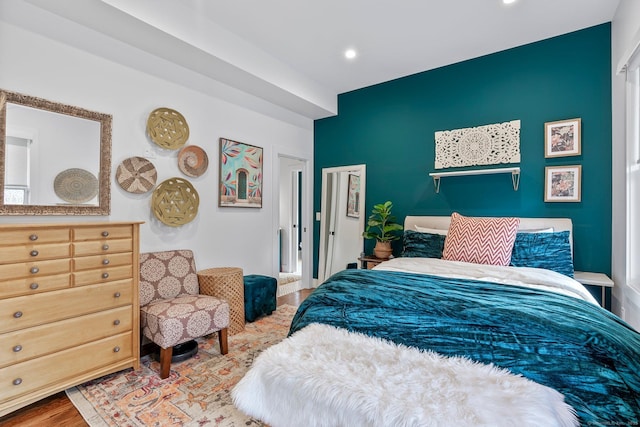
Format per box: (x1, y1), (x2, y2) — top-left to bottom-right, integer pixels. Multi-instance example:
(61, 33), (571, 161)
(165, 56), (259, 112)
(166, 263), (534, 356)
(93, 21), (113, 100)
(244, 274), (277, 322)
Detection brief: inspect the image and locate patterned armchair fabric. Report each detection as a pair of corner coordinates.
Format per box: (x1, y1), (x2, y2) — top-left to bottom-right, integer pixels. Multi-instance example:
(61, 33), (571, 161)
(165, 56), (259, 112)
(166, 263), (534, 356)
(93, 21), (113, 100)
(139, 250), (230, 378)
(139, 250), (200, 305)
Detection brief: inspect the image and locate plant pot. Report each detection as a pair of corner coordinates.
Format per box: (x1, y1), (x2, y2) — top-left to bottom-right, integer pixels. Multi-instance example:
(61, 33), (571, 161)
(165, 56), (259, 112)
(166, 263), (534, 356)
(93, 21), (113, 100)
(373, 241), (393, 260)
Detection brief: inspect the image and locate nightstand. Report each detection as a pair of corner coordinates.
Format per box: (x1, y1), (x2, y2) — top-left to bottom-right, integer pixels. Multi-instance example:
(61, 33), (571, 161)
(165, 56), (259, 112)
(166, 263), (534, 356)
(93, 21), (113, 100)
(358, 255), (387, 270)
(574, 271), (614, 308)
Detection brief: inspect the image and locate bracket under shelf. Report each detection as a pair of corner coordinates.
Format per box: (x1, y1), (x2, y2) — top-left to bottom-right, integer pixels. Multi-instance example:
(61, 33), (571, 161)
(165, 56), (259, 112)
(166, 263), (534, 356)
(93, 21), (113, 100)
(429, 167), (520, 193)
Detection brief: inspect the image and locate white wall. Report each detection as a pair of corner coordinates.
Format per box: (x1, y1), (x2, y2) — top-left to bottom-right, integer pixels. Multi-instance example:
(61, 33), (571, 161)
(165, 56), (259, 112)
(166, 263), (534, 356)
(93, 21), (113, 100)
(611, 0), (640, 329)
(0, 21), (314, 278)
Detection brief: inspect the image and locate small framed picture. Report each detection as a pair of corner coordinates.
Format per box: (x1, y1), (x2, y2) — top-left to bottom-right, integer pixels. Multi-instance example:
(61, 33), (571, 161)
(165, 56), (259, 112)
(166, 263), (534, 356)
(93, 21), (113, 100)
(544, 165), (582, 202)
(346, 173), (360, 218)
(544, 118), (581, 158)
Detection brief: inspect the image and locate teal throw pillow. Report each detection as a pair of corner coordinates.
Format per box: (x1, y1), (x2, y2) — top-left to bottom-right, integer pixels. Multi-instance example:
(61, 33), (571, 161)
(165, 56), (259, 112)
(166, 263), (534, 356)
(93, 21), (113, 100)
(402, 230), (446, 259)
(510, 230), (574, 278)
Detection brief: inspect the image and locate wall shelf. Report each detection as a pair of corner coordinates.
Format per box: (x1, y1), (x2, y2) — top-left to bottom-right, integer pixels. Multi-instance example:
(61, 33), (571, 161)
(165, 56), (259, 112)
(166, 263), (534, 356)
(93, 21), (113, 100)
(429, 167), (520, 193)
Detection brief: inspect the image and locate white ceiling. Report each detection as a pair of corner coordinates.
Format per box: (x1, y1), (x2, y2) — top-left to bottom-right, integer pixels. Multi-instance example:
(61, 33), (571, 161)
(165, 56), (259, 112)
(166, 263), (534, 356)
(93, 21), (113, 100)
(194, 0), (619, 94)
(1, 0), (620, 123)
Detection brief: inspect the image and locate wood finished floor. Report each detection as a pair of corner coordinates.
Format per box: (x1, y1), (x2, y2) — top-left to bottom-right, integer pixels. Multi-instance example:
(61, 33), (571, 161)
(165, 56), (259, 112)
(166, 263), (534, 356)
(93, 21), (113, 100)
(0, 288), (314, 427)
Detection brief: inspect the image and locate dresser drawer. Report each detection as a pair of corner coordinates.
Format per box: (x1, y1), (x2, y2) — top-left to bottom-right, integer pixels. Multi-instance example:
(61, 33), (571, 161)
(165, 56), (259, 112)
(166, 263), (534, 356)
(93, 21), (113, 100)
(74, 264), (133, 287)
(73, 238), (133, 256)
(0, 332), (133, 404)
(0, 243), (71, 265)
(0, 273), (71, 300)
(0, 228), (70, 246)
(0, 280), (133, 334)
(73, 225), (133, 241)
(0, 258), (71, 281)
(0, 306), (132, 368)
(74, 252), (133, 271)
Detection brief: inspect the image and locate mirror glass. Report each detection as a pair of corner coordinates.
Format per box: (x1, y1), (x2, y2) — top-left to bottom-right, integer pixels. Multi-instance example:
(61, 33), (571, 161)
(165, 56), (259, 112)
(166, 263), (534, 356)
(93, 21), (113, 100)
(0, 89), (111, 215)
(317, 164), (366, 283)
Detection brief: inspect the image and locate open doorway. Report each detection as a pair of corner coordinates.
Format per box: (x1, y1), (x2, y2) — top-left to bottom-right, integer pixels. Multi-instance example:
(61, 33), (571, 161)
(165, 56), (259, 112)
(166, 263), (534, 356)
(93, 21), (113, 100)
(317, 164), (366, 283)
(278, 156), (305, 295)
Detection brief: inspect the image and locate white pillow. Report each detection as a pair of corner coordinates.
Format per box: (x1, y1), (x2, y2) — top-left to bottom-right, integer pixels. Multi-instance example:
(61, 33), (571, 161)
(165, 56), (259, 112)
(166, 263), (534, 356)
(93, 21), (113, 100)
(519, 227), (554, 233)
(414, 225), (448, 235)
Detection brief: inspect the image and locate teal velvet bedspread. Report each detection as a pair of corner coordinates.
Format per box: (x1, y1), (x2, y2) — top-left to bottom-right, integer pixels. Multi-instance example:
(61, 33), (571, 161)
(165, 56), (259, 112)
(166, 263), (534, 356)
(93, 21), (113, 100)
(289, 269), (640, 426)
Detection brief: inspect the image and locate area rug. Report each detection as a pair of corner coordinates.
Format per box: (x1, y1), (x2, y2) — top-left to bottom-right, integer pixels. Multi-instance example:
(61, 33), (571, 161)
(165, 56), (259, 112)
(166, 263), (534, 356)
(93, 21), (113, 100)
(66, 304), (298, 426)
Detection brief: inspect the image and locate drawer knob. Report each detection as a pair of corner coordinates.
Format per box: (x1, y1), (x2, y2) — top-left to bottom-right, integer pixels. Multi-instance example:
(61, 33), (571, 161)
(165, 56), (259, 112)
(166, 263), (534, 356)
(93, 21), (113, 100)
(102, 244), (110, 251)
(30, 283), (39, 290)
(29, 234), (38, 241)
(30, 250), (39, 257)
(13, 345), (22, 352)
(113, 319), (121, 326)
(13, 311), (23, 318)
(13, 378), (23, 386)
(30, 266), (39, 274)
(114, 292), (121, 298)
(102, 272), (109, 279)
(102, 259), (110, 265)
(101, 231), (109, 237)
(113, 346), (120, 353)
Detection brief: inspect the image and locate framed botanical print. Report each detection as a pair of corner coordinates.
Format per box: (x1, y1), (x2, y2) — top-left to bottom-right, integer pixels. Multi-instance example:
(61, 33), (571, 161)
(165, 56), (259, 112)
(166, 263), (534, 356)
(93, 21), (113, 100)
(544, 118), (581, 157)
(346, 173), (360, 218)
(544, 165), (581, 202)
(219, 138), (263, 208)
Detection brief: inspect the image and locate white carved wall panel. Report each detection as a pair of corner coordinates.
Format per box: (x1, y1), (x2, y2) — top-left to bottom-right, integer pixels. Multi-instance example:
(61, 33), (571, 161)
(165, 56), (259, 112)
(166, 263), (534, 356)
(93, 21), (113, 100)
(434, 120), (521, 169)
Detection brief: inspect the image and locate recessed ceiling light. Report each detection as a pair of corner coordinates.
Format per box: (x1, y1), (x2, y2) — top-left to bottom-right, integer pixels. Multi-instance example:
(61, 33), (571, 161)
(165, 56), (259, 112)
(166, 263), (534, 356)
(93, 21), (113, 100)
(345, 49), (357, 59)
(503, 0), (517, 4)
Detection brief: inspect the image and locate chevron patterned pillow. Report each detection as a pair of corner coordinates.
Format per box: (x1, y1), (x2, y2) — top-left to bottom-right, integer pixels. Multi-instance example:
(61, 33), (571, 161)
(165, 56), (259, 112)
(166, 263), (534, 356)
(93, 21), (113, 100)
(442, 213), (520, 266)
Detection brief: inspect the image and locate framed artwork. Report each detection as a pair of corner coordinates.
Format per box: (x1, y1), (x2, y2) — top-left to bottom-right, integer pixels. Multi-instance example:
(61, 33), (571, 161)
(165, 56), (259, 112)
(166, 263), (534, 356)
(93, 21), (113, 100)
(544, 165), (581, 202)
(346, 173), (360, 218)
(219, 138), (263, 208)
(544, 118), (581, 157)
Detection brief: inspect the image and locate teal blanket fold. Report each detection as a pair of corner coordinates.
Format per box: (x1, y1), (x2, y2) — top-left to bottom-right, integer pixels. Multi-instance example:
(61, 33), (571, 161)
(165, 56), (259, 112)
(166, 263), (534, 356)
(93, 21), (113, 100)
(290, 269), (640, 426)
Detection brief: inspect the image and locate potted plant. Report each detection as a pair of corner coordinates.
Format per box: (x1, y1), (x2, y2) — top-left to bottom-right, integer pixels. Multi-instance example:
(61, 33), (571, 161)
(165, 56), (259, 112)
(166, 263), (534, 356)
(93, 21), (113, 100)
(362, 201), (404, 259)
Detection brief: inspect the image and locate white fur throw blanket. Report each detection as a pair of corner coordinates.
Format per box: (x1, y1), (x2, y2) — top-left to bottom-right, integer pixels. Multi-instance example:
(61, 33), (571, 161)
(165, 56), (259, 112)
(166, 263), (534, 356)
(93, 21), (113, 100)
(232, 323), (578, 427)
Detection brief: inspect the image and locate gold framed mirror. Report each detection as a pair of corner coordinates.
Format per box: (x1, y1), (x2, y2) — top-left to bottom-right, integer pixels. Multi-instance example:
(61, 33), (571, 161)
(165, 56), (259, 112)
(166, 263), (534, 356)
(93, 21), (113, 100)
(0, 89), (111, 215)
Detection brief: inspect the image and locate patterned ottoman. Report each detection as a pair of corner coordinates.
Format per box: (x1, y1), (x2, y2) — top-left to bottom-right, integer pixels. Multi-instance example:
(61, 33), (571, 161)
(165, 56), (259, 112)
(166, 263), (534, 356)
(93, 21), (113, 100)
(244, 275), (277, 322)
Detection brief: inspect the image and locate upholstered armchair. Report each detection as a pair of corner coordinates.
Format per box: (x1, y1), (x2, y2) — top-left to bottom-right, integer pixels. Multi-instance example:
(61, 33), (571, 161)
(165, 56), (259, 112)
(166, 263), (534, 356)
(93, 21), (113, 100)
(139, 250), (230, 379)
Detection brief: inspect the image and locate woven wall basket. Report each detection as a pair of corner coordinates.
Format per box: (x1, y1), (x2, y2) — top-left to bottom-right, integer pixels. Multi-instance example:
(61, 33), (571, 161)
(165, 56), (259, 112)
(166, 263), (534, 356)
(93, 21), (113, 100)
(116, 156), (157, 194)
(146, 107), (190, 150)
(178, 145), (209, 177)
(151, 177), (199, 226)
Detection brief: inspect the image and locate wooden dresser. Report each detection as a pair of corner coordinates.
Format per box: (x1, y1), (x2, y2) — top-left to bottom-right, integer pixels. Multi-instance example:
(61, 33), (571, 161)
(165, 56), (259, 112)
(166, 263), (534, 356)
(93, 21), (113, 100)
(0, 221), (142, 416)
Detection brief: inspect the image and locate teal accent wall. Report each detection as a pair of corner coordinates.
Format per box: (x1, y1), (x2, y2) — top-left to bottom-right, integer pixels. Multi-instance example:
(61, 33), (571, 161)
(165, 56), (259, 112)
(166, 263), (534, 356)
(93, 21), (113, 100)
(314, 24), (612, 280)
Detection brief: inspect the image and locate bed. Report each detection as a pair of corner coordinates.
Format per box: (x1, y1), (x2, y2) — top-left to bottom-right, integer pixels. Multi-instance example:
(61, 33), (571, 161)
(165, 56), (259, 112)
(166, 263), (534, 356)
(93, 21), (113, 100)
(235, 215), (640, 426)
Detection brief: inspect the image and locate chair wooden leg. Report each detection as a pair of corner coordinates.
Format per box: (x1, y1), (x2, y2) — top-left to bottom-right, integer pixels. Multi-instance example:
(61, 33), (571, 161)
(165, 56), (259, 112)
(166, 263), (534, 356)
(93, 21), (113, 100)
(218, 328), (229, 355)
(159, 346), (173, 379)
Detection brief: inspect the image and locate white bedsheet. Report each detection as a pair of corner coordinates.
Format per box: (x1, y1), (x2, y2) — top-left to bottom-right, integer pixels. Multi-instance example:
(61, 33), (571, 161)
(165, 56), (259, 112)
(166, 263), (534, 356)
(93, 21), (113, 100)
(373, 257), (599, 305)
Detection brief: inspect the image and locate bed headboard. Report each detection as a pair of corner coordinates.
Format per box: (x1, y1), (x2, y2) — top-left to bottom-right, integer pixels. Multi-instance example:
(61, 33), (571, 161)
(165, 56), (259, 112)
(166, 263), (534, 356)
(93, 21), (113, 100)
(404, 215), (573, 252)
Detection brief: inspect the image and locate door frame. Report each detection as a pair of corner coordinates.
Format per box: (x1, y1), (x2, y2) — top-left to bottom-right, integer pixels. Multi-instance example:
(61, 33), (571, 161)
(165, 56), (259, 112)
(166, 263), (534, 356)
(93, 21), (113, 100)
(317, 164), (366, 283)
(273, 148), (312, 289)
